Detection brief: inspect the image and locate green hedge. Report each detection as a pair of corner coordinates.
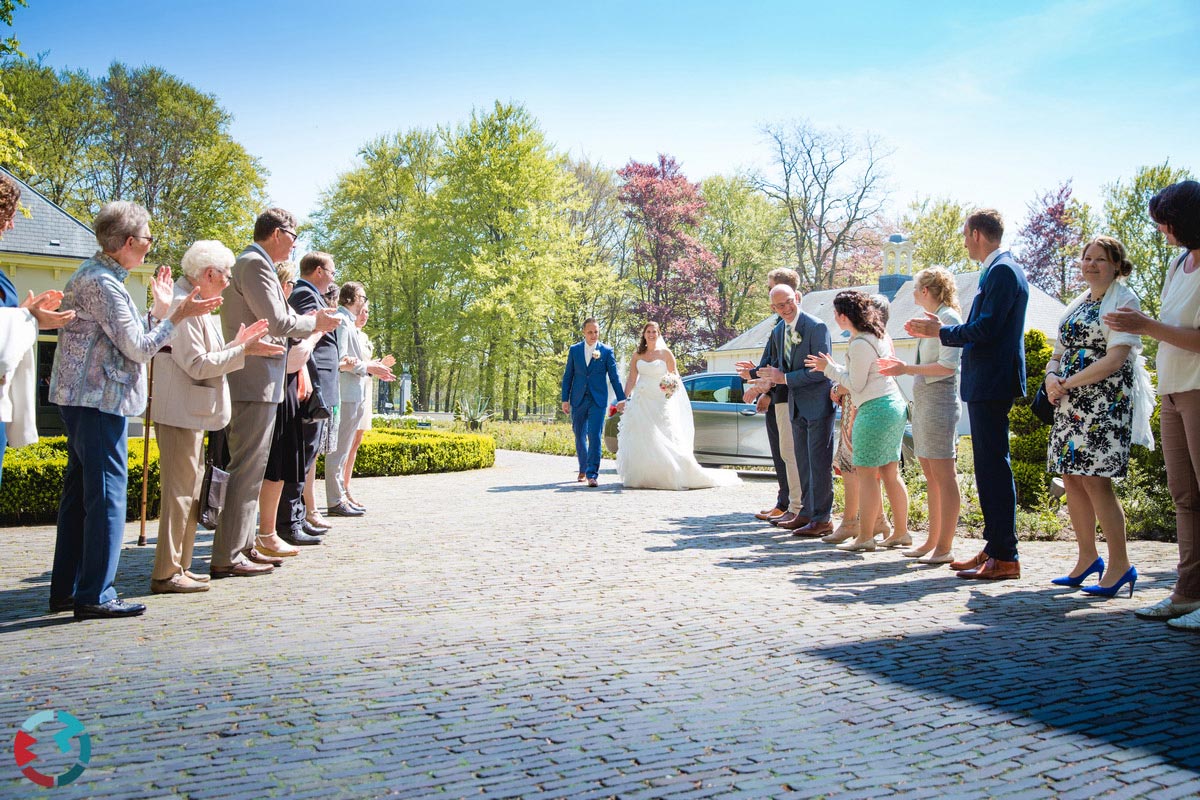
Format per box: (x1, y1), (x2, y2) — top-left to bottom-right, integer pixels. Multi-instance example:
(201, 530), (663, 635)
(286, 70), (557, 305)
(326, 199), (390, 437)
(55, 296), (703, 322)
(1, 428), (493, 526)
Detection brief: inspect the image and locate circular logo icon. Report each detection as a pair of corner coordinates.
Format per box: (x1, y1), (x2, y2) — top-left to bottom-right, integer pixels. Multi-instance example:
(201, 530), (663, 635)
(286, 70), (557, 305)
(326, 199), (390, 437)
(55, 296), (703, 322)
(13, 710), (91, 787)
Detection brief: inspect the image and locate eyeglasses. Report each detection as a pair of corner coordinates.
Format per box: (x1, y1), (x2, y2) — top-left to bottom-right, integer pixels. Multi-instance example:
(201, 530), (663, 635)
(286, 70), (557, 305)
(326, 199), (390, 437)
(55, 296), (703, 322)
(132, 234), (155, 245)
(278, 227), (297, 241)
(209, 266), (232, 280)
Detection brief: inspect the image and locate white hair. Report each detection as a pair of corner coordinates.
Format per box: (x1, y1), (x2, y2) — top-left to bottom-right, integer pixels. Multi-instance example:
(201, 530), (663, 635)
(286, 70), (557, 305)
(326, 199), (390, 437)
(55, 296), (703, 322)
(180, 240), (235, 280)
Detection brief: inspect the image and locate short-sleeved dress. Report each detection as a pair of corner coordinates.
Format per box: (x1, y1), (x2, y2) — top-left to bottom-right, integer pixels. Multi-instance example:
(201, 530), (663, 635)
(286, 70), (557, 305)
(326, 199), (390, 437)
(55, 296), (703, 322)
(1047, 298), (1133, 477)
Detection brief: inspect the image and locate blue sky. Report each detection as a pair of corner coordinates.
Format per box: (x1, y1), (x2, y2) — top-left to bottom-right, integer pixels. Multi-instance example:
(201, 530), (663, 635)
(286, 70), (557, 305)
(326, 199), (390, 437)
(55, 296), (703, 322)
(9, 0), (1199, 241)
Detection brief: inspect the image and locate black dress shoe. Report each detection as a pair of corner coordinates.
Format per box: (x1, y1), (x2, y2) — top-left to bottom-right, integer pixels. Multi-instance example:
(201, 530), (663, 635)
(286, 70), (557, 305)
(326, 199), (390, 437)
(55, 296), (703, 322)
(327, 501), (364, 517)
(280, 530), (323, 546)
(74, 599), (147, 621)
(49, 596), (74, 613)
(302, 521), (328, 537)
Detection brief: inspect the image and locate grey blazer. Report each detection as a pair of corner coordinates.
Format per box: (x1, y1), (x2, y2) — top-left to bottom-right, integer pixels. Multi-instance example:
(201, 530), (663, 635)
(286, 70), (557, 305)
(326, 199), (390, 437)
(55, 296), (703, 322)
(221, 244), (317, 404)
(336, 306), (367, 404)
(150, 277), (245, 431)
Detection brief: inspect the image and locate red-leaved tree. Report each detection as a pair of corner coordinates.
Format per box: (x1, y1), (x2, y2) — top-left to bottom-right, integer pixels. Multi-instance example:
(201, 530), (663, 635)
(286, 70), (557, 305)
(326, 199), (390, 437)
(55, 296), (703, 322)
(1017, 181), (1094, 301)
(618, 155), (721, 371)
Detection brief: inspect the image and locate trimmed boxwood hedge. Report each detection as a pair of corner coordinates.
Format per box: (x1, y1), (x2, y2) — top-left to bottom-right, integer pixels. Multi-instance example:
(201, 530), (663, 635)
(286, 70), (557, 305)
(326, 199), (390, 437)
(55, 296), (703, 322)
(1, 428), (494, 526)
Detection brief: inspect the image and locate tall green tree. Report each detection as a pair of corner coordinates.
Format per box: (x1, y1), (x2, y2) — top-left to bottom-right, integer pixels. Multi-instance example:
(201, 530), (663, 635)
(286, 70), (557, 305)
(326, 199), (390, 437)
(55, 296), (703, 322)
(2, 60), (266, 267)
(1104, 162), (1194, 317)
(1, 59), (99, 207)
(900, 197), (972, 272)
(309, 128), (449, 412)
(0, 0), (28, 170)
(438, 101), (583, 417)
(699, 173), (787, 341)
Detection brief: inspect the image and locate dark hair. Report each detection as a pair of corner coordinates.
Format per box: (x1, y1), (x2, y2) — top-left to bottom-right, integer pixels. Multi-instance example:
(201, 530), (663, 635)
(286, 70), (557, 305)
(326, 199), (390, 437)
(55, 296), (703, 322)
(582, 317), (599, 330)
(338, 281), (365, 306)
(1081, 236), (1134, 278)
(966, 208), (1004, 243)
(833, 289), (885, 338)
(636, 321), (659, 355)
(253, 207), (297, 241)
(299, 251), (333, 277)
(0, 173), (20, 229)
(1149, 180), (1200, 250)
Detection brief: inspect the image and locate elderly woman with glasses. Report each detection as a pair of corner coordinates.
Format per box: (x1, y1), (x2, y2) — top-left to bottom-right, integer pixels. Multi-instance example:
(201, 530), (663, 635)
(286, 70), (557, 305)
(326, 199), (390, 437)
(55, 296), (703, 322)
(47, 201), (221, 620)
(148, 241), (281, 594)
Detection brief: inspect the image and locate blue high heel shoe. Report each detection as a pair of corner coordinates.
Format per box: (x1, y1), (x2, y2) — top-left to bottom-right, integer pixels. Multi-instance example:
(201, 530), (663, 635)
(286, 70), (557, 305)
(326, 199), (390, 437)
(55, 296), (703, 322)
(1050, 557), (1104, 587)
(1080, 566), (1138, 599)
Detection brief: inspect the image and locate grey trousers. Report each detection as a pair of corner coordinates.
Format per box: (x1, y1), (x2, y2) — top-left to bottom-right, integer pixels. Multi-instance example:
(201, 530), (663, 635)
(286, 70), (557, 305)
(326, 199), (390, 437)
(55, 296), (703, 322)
(211, 401), (277, 568)
(325, 399), (363, 506)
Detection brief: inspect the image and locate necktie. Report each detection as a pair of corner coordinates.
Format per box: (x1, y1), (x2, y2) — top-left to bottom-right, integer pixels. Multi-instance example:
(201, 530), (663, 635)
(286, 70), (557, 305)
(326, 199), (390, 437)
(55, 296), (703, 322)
(783, 326), (793, 366)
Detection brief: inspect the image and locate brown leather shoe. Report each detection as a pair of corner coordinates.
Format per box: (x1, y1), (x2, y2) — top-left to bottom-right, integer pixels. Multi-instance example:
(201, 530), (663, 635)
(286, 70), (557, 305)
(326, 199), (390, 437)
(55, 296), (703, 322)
(949, 550), (988, 572)
(957, 558), (1021, 580)
(791, 520), (834, 537)
(244, 548), (284, 567)
(577, 472), (586, 483)
(587, 478), (598, 487)
(210, 561), (275, 579)
(776, 515), (814, 531)
(755, 507), (786, 521)
(770, 512), (797, 526)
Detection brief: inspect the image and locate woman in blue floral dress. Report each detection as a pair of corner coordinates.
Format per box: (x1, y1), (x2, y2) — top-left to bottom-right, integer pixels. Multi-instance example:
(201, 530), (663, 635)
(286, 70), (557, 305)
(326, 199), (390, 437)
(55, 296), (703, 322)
(1045, 236), (1152, 598)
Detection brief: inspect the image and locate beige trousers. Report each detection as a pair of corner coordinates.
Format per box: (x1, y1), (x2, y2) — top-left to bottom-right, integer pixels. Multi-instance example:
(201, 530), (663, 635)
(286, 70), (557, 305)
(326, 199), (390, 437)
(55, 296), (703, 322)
(151, 423), (205, 580)
(211, 400), (277, 568)
(774, 402), (803, 514)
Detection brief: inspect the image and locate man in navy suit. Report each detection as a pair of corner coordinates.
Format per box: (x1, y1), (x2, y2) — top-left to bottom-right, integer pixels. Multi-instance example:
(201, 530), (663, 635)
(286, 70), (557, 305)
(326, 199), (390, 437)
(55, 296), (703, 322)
(756, 285), (837, 535)
(561, 318), (626, 487)
(906, 209), (1029, 580)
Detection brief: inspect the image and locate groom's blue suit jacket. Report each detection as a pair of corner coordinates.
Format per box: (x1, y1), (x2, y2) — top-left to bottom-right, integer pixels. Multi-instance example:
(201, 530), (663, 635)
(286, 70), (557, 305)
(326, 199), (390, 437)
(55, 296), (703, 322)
(561, 342), (626, 409)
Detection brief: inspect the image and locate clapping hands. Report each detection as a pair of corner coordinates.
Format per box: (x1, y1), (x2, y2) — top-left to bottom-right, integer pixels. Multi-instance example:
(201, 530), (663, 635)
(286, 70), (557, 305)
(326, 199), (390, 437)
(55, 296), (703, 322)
(804, 352), (833, 372)
(876, 356), (908, 377)
(904, 310), (942, 339)
(233, 319), (285, 357)
(20, 289), (74, 330)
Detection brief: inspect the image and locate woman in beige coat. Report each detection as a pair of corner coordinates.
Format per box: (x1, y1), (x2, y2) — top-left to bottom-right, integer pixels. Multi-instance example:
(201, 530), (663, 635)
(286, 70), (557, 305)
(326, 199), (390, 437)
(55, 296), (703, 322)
(149, 241), (281, 593)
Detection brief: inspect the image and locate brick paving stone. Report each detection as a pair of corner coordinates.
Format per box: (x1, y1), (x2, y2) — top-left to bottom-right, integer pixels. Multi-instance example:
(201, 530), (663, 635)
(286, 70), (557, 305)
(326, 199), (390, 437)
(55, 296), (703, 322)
(2, 449), (1200, 798)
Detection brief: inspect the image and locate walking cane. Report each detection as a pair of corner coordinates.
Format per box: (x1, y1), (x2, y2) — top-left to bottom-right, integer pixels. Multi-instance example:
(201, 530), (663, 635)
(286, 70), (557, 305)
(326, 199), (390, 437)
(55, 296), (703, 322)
(138, 357), (154, 546)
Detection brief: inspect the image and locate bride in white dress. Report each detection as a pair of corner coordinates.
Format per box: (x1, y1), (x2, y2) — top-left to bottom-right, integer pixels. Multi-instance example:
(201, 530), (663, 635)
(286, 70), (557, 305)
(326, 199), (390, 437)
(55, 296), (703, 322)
(616, 322), (741, 490)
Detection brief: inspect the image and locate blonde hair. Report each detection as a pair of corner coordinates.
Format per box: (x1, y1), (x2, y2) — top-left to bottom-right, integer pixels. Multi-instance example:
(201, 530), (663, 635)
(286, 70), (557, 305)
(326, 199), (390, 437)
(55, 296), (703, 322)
(913, 266), (961, 313)
(274, 260), (297, 287)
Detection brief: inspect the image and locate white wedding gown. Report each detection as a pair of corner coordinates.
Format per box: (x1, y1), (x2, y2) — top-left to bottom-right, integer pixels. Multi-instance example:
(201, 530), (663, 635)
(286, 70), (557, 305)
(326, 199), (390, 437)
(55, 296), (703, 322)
(616, 359), (741, 490)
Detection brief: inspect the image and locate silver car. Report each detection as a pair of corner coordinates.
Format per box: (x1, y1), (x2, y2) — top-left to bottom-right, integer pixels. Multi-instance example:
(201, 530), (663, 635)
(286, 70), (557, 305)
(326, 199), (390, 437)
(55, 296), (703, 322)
(605, 372), (914, 468)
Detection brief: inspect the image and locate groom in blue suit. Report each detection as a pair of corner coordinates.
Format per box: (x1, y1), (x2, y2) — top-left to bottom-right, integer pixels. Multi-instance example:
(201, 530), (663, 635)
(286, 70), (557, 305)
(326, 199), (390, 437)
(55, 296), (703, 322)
(561, 318), (626, 487)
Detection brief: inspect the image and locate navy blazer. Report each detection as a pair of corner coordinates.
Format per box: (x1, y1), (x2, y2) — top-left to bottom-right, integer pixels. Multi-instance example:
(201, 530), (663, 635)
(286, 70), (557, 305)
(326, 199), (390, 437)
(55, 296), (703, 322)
(288, 279), (341, 408)
(779, 312), (835, 421)
(939, 253), (1029, 402)
(561, 342), (626, 409)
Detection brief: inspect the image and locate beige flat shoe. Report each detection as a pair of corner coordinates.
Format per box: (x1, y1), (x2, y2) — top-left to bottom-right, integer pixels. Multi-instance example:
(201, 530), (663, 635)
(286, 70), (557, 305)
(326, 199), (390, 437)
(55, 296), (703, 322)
(918, 552), (955, 565)
(836, 538), (877, 552)
(255, 535), (300, 558)
(821, 527), (856, 544)
(879, 535), (913, 549)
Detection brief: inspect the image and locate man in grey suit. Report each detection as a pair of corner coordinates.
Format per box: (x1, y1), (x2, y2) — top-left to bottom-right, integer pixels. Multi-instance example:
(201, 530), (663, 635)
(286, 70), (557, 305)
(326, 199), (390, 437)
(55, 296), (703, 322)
(756, 284), (837, 536)
(211, 209), (340, 578)
(325, 282), (394, 513)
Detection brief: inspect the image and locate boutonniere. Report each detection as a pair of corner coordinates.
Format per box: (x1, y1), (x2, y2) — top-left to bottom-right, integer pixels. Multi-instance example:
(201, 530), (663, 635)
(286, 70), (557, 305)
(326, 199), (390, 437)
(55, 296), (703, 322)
(788, 330), (803, 346)
(591, 348), (601, 361)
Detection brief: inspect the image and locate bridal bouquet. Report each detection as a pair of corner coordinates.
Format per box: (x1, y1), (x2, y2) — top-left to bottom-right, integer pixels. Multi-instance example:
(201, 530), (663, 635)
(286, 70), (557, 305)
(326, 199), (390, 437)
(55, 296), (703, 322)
(659, 374), (681, 399)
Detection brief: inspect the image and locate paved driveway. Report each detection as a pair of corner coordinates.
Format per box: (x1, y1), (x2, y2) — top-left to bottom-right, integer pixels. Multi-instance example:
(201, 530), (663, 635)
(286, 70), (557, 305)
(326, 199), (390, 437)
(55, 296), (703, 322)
(2, 450), (1198, 798)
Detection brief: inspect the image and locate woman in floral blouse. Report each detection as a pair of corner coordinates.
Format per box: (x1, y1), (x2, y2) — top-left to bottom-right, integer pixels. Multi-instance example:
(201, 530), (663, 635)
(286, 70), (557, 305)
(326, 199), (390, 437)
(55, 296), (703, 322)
(47, 201), (219, 621)
(1045, 236), (1152, 598)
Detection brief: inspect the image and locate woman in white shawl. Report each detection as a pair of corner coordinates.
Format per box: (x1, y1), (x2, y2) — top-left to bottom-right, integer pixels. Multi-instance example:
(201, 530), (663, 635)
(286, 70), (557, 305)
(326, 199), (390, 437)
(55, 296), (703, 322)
(1044, 236), (1154, 598)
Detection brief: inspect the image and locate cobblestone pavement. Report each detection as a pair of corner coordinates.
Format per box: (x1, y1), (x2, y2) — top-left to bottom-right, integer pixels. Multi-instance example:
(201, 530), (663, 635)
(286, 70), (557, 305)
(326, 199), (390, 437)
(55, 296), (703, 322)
(2, 449), (1200, 799)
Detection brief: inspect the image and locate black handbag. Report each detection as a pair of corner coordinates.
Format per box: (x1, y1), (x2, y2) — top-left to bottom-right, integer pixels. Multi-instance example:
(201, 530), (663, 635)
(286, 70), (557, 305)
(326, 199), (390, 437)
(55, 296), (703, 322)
(301, 379), (331, 421)
(198, 458), (229, 530)
(1031, 383), (1055, 426)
